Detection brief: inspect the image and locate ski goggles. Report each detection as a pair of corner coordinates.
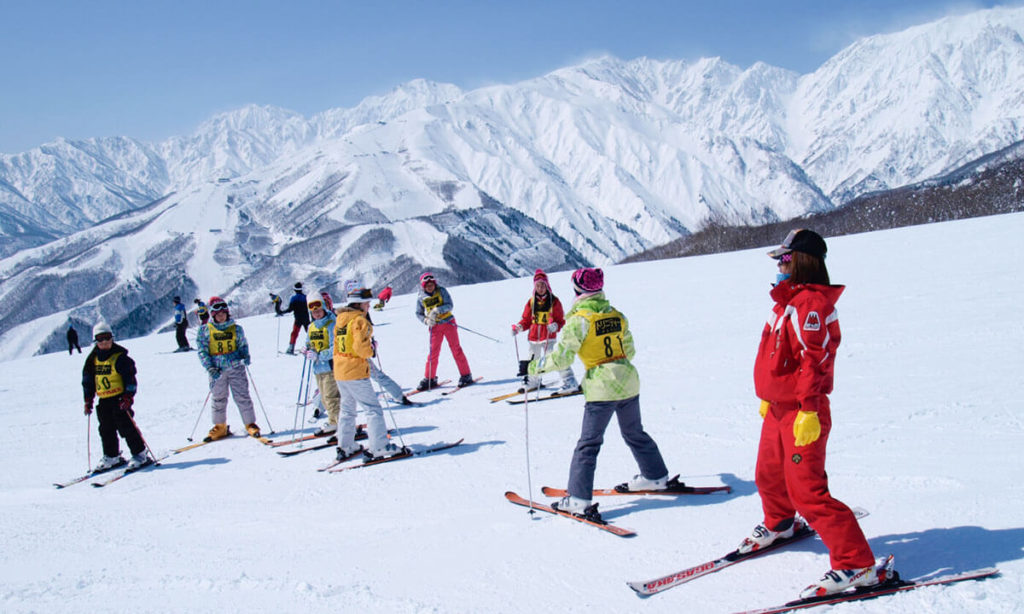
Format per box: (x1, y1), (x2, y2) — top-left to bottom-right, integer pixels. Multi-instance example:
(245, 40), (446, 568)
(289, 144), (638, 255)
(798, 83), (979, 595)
(347, 288), (373, 300)
(211, 301), (229, 312)
(307, 300), (324, 311)
(94, 333), (113, 342)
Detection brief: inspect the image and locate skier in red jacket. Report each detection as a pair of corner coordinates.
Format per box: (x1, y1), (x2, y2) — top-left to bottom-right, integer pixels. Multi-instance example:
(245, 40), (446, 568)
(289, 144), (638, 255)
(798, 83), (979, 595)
(512, 269), (577, 393)
(374, 286), (393, 311)
(739, 229), (891, 599)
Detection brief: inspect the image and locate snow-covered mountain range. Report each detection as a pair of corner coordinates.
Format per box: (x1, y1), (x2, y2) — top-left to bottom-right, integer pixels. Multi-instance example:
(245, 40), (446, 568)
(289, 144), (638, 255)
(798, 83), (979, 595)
(1, 6), (1023, 358)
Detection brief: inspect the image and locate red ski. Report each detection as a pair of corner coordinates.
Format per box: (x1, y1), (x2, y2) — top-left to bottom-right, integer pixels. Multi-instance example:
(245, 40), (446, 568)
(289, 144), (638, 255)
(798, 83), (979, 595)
(505, 491), (636, 537)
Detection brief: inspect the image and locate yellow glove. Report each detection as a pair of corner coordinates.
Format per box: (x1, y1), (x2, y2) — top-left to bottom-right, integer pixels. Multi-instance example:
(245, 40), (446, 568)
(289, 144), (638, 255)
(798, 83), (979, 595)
(793, 411), (821, 447)
(758, 399), (770, 419)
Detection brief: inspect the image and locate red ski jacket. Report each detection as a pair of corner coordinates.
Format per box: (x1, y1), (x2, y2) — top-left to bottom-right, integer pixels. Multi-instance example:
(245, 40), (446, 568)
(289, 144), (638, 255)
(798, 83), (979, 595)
(516, 293), (566, 343)
(754, 281), (844, 414)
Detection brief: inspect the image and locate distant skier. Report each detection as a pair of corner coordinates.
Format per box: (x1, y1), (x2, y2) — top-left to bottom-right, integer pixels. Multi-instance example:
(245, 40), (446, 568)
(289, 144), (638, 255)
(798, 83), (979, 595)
(82, 321), (152, 472)
(67, 323), (81, 354)
(738, 229), (889, 599)
(529, 267), (671, 519)
(304, 294), (342, 439)
(414, 272), (474, 390)
(373, 286), (393, 311)
(274, 282), (310, 354)
(172, 296), (190, 352)
(512, 269), (577, 394)
(333, 285), (406, 461)
(197, 297), (261, 441)
(194, 298), (210, 325)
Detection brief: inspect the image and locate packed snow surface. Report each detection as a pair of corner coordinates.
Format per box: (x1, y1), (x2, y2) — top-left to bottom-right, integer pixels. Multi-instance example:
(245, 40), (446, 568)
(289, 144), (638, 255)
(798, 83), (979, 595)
(1, 213), (1021, 613)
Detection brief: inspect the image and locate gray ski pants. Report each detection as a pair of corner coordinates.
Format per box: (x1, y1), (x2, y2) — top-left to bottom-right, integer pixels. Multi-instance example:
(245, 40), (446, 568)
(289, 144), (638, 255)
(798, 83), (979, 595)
(210, 364), (256, 426)
(567, 395), (667, 500)
(336, 377), (388, 454)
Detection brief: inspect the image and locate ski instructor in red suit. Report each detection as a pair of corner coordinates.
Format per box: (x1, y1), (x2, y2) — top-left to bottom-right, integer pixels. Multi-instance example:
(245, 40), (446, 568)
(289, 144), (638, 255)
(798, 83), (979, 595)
(740, 228), (888, 599)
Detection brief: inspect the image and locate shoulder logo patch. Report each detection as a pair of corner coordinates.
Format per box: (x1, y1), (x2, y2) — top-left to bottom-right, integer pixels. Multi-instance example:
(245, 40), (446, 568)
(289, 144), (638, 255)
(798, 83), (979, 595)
(803, 311), (821, 331)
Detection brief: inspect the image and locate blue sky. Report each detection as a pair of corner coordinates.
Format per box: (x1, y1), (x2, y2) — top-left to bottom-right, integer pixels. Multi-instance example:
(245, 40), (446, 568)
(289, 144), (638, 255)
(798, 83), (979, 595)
(0, 0), (1013, 153)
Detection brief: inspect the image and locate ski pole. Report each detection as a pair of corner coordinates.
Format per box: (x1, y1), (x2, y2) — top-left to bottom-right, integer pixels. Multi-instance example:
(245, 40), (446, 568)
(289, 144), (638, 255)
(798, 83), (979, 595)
(522, 358), (536, 516)
(454, 322), (501, 343)
(372, 374), (407, 449)
(292, 354), (309, 434)
(246, 366), (275, 434)
(123, 406), (159, 463)
(298, 359), (313, 429)
(513, 332), (535, 514)
(87, 413), (92, 472)
(187, 388), (213, 442)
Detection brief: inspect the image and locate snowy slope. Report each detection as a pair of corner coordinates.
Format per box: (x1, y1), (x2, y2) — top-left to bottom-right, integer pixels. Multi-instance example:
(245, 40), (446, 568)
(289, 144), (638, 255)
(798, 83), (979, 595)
(1, 213), (1021, 613)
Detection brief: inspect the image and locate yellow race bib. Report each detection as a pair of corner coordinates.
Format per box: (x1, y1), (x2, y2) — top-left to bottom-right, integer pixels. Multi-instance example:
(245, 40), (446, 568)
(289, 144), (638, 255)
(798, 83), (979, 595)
(94, 352), (125, 398)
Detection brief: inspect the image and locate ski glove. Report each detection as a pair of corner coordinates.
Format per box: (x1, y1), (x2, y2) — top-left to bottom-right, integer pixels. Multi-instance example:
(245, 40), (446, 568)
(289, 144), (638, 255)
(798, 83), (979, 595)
(423, 309), (438, 327)
(119, 394), (134, 412)
(793, 411), (821, 447)
(511, 324), (521, 336)
(207, 367), (222, 381)
(84, 401), (93, 415)
(546, 322), (559, 334)
(759, 399), (770, 419)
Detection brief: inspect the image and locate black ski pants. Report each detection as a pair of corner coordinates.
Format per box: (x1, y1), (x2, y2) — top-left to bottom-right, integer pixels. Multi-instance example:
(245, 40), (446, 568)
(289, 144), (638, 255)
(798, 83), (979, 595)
(96, 397), (146, 457)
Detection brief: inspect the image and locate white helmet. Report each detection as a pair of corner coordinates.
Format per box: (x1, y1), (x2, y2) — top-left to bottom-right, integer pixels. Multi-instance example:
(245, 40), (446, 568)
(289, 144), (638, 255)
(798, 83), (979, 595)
(92, 321), (113, 339)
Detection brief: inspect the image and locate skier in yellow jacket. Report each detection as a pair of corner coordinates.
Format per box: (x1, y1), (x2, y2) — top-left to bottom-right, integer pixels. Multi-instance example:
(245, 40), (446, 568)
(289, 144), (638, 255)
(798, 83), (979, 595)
(333, 285), (407, 462)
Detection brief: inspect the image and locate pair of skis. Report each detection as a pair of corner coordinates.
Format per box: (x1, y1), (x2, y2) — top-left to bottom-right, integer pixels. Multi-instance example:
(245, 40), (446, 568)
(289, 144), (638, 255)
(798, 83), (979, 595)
(55, 432), (269, 489)
(316, 439), (464, 473)
(626, 506), (998, 612)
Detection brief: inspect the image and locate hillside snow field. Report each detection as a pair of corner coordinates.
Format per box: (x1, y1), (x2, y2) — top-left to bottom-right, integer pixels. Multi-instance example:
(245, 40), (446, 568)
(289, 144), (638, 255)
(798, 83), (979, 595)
(1, 213), (1022, 613)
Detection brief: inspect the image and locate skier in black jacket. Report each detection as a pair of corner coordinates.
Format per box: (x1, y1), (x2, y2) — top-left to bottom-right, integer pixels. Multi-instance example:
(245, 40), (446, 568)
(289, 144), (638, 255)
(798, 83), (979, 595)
(82, 321), (151, 472)
(273, 282), (310, 354)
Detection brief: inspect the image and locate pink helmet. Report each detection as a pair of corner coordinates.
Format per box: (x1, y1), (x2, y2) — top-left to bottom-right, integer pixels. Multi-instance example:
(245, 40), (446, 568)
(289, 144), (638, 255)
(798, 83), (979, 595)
(571, 268), (604, 295)
(419, 272), (436, 288)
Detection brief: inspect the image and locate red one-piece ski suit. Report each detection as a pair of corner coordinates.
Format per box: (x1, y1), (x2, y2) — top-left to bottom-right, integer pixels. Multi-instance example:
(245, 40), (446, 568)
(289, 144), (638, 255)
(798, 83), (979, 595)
(753, 280), (875, 570)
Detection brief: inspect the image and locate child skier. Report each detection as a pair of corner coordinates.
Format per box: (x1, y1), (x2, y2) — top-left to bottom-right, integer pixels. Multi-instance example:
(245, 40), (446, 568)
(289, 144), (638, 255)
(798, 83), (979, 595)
(529, 268), (671, 519)
(173, 296), (190, 352)
(194, 298), (210, 324)
(82, 321), (152, 471)
(414, 272), (474, 390)
(304, 295), (342, 438)
(196, 297), (261, 441)
(373, 286), (393, 311)
(512, 269), (577, 393)
(333, 285), (406, 461)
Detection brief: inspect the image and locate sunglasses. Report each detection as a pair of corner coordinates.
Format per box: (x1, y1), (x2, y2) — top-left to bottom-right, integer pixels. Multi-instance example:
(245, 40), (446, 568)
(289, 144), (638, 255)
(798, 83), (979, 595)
(775, 253), (793, 264)
(95, 333), (113, 342)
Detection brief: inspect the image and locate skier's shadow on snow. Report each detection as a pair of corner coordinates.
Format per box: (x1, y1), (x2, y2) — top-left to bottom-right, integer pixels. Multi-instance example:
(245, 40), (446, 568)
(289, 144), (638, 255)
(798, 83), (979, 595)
(153, 457), (231, 470)
(866, 525), (1024, 576)
(444, 440), (504, 456)
(392, 425), (438, 436)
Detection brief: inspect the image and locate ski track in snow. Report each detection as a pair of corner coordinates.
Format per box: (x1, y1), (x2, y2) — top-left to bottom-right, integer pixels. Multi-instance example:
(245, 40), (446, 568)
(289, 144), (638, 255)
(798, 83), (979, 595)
(1, 213), (1022, 613)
